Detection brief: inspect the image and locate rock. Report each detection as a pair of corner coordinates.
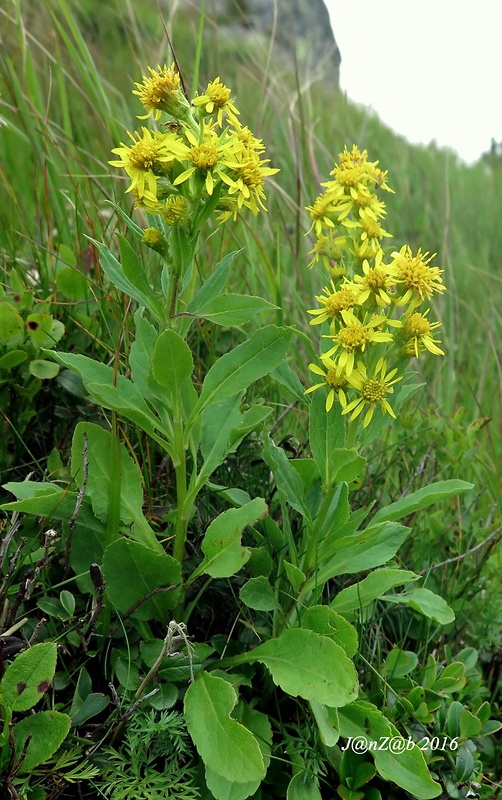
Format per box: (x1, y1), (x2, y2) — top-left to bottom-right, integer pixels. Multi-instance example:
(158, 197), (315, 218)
(175, 0), (340, 85)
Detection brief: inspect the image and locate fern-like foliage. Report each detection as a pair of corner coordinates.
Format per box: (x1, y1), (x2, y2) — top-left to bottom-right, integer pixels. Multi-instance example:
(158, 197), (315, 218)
(92, 709), (199, 800)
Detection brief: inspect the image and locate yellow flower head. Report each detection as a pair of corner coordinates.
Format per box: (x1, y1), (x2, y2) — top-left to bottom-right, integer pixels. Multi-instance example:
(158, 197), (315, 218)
(220, 149), (279, 215)
(332, 145), (393, 194)
(193, 77), (240, 126)
(348, 251), (394, 308)
(133, 64), (191, 121)
(163, 195), (188, 225)
(172, 127), (234, 196)
(402, 309), (444, 357)
(323, 309), (393, 376)
(307, 282), (358, 325)
(306, 186), (344, 236)
(307, 232), (347, 270)
(232, 124), (266, 154)
(389, 245), (445, 307)
(109, 127), (187, 204)
(142, 227), (167, 253)
(305, 356), (348, 412)
(342, 357), (402, 427)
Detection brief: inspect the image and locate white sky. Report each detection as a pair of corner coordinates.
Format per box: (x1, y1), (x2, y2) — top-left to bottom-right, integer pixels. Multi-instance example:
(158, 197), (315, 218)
(325, 0), (502, 164)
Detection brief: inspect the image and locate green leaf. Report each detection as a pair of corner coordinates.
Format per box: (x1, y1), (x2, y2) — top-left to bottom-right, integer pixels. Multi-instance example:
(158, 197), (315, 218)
(118, 233), (155, 298)
(195, 325), (292, 413)
(309, 389), (345, 484)
(385, 587), (455, 624)
(284, 561), (306, 593)
(90, 237), (162, 319)
(13, 710), (71, 772)
(205, 704), (272, 800)
(249, 628), (358, 707)
(432, 662), (466, 694)
(129, 310), (162, 400)
(180, 250), (239, 336)
(383, 648), (419, 678)
(70, 692), (109, 726)
(371, 480), (474, 525)
(29, 359), (60, 379)
(71, 422), (163, 552)
(304, 523), (411, 594)
(0, 349), (27, 370)
(102, 539), (181, 621)
(151, 328), (194, 394)
(329, 449), (366, 484)
(198, 498), (267, 579)
(200, 394), (245, 476)
(300, 606), (358, 658)
(459, 709), (482, 739)
(337, 701), (442, 798)
(56, 266), (89, 301)
(51, 352), (166, 441)
(0, 301), (24, 346)
(191, 293), (279, 326)
(0, 481), (77, 519)
(287, 773), (322, 800)
(240, 576), (279, 611)
(26, 313), (64, 347)
(270, 360), (309, 404)
(69, 668), (109, 725)
(330, 569), (419, 616)
(184, 672), (265, 783)
(262, 436), (309, 517)
(310, 701), (340, 747)
(2, 642), (57, 712)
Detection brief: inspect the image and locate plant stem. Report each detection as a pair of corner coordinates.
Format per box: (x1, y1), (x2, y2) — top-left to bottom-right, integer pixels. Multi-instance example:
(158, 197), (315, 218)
(172, 410), (188, 566)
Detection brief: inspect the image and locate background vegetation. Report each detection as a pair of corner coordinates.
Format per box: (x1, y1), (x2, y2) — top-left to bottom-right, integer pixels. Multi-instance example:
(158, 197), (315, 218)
(0, 0), (500, 797)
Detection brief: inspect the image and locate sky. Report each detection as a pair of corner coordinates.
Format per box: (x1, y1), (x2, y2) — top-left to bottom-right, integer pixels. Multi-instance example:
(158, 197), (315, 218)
(325, 0), (502, 164)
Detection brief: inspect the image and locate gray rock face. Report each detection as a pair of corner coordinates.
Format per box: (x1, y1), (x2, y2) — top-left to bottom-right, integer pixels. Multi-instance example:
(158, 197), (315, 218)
(176, 0), (340, 84)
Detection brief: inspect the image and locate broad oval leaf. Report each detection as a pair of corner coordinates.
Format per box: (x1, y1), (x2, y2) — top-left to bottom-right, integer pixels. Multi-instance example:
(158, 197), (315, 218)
(287, 773), (322, 800)
(240, 576), (279, 611)
(337, 701), (442, 798)
(2, 642), (57, 712)
(102, 539), (181, 620)
(13, 711), (71, 772)
(184, 672), (265, 784)
(301, 606), (358, 658)
(151, 328), (194, 392)
(384, 587), (455, 625)
(249, 629), (358, 707)
(198, 497), (267, 579)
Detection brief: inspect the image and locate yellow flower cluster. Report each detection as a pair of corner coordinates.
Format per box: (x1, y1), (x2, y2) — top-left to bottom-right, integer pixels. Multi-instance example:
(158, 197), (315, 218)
(305, 146), (445, 428)
(109, 65), (278, 226)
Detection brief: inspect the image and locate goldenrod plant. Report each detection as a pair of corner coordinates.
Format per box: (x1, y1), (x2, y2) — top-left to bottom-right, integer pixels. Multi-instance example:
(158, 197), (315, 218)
(1, 42), (500, 800)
